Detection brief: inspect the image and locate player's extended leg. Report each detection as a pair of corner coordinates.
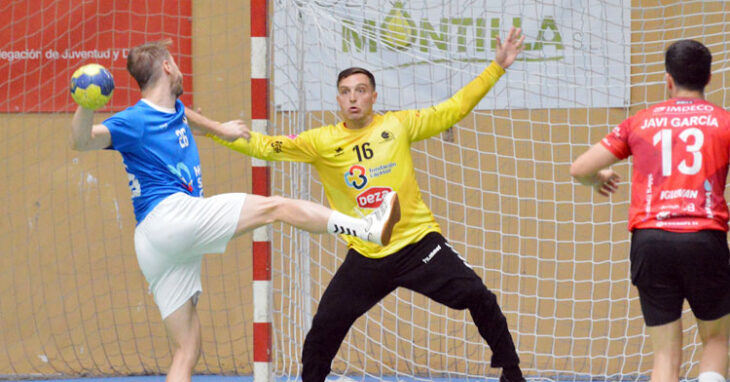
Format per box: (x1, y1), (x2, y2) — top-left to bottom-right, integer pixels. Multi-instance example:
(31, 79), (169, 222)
(646, 319), (682, 382)
(163, 299), (202, 382)
(394, 233), (522, 381)
(301, 250), (396, 382)
(695, 313), (730, 382)
(234, 194), (331, 233)
(234, 192), (400, 246)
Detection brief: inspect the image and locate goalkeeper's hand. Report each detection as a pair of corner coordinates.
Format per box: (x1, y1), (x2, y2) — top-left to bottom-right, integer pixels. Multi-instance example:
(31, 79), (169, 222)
(494, 26), (525, 69)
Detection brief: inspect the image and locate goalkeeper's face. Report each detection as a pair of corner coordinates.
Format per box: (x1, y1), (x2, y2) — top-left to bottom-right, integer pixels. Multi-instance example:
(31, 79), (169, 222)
(336, 73), (377, 126)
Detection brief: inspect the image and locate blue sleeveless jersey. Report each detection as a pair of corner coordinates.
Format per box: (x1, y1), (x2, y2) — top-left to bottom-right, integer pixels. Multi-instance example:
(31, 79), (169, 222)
(103, 99), (203, 224)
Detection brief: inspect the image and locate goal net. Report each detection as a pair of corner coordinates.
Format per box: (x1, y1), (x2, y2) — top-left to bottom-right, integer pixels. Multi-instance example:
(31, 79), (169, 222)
(269, 0), (730, 381)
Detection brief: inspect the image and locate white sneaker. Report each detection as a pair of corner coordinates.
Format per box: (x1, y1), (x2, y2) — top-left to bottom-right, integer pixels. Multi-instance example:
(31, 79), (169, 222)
(364, 191), (401, 246)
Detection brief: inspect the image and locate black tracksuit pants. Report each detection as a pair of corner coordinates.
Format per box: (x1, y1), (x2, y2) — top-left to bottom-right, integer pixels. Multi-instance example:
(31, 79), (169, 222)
(301, 232), (520, 381)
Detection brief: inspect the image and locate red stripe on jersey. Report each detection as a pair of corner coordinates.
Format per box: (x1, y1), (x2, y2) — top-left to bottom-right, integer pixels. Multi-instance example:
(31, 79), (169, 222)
(602, 98), (730, 232)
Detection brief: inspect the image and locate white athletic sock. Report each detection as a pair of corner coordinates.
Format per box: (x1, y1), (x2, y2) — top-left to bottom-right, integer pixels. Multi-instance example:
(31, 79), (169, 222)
(327, 211), (368, 240)
(699, 371), (725, 382)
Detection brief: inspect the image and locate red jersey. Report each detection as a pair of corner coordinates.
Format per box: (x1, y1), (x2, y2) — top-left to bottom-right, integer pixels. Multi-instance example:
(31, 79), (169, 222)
(601, 98), (730, 232)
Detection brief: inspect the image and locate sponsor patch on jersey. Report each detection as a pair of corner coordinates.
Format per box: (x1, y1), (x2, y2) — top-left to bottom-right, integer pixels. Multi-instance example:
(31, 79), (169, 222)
(271, 140), (283, 153)
(659, 189), (698, 200)
(345, 164), (368, 190)
(369, 162), (396, 178)
(356, 186), (393, 209)
(167, 162), (194, 192)
(657, 103), (714, 113)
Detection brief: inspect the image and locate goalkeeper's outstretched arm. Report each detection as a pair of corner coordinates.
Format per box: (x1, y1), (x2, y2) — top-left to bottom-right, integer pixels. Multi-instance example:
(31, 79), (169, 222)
(402, 27), (525, 142)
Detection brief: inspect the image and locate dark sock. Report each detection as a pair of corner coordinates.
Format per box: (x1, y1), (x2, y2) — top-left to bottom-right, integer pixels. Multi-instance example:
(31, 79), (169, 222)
(501, 365), (524, 382)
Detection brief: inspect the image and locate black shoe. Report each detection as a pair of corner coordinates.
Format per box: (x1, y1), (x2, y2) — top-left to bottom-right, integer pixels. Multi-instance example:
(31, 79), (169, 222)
(500, 366), (525, 382)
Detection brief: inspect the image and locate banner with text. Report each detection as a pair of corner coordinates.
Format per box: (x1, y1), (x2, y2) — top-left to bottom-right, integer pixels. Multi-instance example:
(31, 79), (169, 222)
(0, 0), (192, 112)
(273, 0), (629, 111)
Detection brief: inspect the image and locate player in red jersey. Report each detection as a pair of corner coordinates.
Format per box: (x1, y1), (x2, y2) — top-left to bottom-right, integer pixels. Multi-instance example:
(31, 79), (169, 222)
(571, 40), (730, 382)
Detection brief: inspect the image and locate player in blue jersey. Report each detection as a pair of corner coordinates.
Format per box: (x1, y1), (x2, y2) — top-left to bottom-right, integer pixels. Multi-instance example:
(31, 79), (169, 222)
(69, 40), (400, 382)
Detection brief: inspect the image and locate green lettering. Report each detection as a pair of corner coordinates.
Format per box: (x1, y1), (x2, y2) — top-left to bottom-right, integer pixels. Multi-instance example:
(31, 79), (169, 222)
(532, 17), (564, 51)
(342, 19), (377, 53)
(418, 19), (448, 52)
(490, 18), (500, 50)
(491, 17), (521, 50)
(476, 18), (487, 52)
(451, 18), (472, 53)
(381, 2), (417, 51)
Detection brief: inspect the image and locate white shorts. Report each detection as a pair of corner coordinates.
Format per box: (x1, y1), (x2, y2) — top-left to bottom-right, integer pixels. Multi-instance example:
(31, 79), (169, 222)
(134, 192), (246, 319)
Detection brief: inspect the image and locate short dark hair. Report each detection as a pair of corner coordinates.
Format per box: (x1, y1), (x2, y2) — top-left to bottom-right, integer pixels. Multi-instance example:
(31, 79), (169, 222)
(665, 39), (712, 91)
(337, 67), (376, 90)
(127, 39), (173, 91)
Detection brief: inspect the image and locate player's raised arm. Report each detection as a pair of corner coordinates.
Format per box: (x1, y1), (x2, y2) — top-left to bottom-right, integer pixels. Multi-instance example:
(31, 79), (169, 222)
(404, 27), (524, 142)
(70, 106), (111, 151)
(69, 64), (114, 151)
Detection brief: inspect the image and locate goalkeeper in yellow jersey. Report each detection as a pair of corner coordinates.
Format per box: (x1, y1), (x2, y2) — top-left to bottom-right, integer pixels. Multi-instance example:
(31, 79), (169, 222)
(215, 27), (526, 382)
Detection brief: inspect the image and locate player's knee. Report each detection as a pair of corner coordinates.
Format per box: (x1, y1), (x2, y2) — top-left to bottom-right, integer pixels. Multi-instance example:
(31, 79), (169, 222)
(184, 342), (202, 365)
(697, 314), (730, 342)
(256, 195), (289, 224)
(311, 310), (338, 329)
(173, 341), (201, 368)
(451, 280), (493, 310)
(701, 330), (730, 346)
(310, 309), (352, 335)
(702, 326), (730, 341)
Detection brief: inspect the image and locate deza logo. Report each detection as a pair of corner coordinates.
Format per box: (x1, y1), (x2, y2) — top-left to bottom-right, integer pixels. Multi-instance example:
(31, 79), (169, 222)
(357, 187), (393, 209)
(341, 1), (565, 62)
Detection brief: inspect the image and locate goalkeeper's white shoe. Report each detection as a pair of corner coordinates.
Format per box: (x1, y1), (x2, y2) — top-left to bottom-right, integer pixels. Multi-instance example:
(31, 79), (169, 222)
(364, 191), (401, 246)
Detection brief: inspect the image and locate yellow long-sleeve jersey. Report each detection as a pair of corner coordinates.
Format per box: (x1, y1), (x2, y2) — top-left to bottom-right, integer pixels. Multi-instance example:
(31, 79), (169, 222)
(214, 61), (505, 258)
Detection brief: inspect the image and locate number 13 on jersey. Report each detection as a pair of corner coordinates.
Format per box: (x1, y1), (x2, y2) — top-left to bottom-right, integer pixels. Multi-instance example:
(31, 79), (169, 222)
(653, 128), (703, 176)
